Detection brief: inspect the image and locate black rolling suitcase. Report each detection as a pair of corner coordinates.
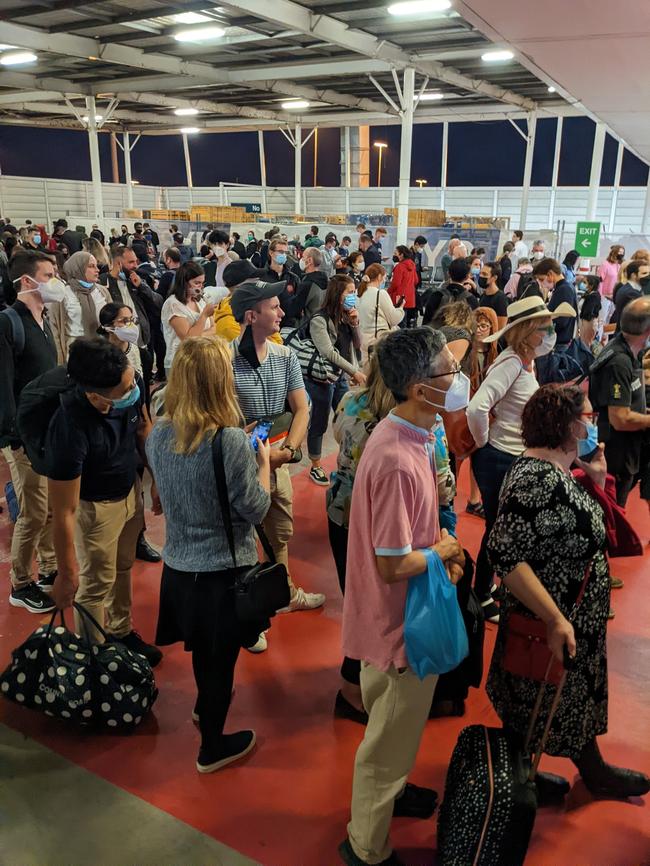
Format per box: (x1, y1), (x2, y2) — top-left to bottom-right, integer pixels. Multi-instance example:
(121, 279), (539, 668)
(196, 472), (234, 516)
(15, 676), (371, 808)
(437, 668), (568, 866)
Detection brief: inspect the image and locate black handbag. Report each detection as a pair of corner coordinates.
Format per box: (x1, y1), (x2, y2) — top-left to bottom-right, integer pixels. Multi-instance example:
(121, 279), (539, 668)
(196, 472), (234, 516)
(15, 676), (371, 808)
(212, 429), (291, 621)
(0, 602), (157, 731)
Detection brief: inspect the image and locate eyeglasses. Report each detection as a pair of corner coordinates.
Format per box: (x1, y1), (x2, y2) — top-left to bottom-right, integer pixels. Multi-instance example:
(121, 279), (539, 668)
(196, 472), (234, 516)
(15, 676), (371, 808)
(428, 363), (461, 380)
(581, 412), (598, 424)
(115, 316), (135, 326)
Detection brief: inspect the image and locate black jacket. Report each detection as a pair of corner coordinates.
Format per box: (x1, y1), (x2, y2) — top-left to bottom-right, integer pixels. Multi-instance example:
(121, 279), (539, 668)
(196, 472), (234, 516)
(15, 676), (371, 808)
(100, 272), (162, 346)
(362, 243), (382, 269)
(232, 241), (247, 259)
(285, 270), (329, 327)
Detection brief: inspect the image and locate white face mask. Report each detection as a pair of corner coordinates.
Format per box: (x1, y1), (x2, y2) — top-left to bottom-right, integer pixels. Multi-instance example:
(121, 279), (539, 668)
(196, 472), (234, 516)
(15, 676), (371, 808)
(420, 372), (471, 413)
(299, 258), (307, 271)
(532, 250), (544, 260)
(16, 275), (66, 304)
(535, 331), (557, 357)
(107, 324), (139, 345)
(354, 261), (364, 272)
(212, 245), (226, 258)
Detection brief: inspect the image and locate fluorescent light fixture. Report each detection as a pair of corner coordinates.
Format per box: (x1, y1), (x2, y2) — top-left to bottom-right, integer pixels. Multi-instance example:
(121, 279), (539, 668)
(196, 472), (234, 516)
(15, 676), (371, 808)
(0, 44), (17, 51)
(281, 99), (310, 110)
(131, 180), (140, 185)
(82, 115), (103, 122)
(180, 127), (200, 134)
(0, 50), (37, 66)
(173, 12), (213, 23)
(387, 0), (451, 15)
(174, 25), (225, 42)
(481, 49), (514, 62)
(417, 92), (445, 101)
(373, 141), (388, 148)
(174, 107), (199, 116)
(547, 85), (556, 93)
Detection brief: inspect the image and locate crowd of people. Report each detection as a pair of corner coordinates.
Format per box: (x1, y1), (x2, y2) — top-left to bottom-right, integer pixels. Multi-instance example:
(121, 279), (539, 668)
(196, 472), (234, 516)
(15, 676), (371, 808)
(1, 214), (649, 864)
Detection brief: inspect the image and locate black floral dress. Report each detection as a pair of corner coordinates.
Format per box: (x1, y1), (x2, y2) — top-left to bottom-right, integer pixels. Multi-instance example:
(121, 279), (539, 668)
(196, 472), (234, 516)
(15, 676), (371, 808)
(486, 457), (610, 759)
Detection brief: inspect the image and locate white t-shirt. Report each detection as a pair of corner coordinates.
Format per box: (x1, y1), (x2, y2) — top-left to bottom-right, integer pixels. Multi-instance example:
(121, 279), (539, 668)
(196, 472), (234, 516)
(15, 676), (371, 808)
(161, 296), (212, 369)
(358, 285), (404, 360)
(512, 239), (529, 267)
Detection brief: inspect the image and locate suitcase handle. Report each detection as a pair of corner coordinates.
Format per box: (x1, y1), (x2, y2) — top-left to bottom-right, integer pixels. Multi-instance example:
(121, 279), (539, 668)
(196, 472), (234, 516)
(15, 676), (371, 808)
(524, 647), (575, 781)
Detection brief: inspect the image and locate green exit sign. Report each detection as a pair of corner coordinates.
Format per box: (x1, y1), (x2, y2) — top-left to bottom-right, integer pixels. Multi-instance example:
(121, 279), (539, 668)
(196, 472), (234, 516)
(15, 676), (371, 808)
(575, 221), (601, 257)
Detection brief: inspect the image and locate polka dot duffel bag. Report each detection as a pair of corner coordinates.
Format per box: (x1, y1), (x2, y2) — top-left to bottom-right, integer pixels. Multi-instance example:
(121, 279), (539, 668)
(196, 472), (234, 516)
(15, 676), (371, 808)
(0, 603), (158, 731)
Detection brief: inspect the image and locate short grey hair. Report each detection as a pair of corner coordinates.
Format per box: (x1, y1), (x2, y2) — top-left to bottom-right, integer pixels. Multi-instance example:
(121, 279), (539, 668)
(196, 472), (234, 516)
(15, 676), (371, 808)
(620, 297), (650, 336)
(377, 327), (448, 403)
(533, 239), (545, 246)
(304, 247), (323, 268)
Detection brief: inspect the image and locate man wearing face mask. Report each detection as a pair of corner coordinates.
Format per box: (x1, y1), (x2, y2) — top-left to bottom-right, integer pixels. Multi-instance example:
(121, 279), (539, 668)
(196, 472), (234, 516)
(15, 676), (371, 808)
(340, 327), (465, 866)
(23, 226), (47, 253)
(530, 239), (546, 261)
(0, 251), (62, 613)
(612, 261), (650, 330)
(262, 238), (299, 311)
(287, 247), (328, 328)
(477, 261), (508, 329)
(537, 257), (579, 346)
(206, 229), (239, 288)
(44, 338), (161, 665)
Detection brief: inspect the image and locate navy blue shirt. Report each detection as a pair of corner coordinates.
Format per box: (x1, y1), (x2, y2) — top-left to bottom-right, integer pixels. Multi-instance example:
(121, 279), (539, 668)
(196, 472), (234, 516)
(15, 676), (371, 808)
(548, 279), (578, 345)
(46, 377), (144, 502)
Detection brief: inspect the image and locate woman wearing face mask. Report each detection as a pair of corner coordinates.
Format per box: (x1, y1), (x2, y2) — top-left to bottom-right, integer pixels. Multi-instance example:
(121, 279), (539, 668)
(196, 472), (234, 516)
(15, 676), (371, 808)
(486, 384), (649, 803)
(561, 249), (580, 288)
(357, 263), (404, 361)
(305, 275), (366, 485)
(161, 261), (215, 373)
(466, 296), (577, 622)
(341, 251), (365, 286)
(597, 245), (625, 299)
(388, 245), (418, 328)
(97, 303), (143, 377)
(48, 252), (111, 363)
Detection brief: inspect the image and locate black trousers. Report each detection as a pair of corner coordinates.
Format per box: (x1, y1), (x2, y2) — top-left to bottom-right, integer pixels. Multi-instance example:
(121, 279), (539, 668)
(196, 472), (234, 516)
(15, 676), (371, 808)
(192, 640), (241, 752)
(139, 345), (153, 408)
(149, 314), (166, 378)
(327, 517), (361, 685)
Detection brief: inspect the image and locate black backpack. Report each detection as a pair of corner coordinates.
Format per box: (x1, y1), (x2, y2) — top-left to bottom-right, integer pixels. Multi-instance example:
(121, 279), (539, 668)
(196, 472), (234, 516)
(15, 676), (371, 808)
(535, 341), (586, 385)
(16, 366), (74, 475)
(515, 272), (541, 301)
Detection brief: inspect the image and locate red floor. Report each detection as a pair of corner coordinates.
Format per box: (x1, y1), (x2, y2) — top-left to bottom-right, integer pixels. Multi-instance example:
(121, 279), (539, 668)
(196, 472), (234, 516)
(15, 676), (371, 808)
(1, 458), (649, 866)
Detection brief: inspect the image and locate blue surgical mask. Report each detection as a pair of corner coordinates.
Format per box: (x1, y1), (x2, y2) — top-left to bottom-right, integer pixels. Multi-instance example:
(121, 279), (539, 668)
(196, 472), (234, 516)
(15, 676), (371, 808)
(118, 271), (127, 281)
(471, 266), (480, 276)
(275, 253), (287, 265)
(577, 420), (599, 458)
(343, 293), (358, 310)
(32, 234), (42, 245)
(78, 279), (95, 288)
(111, 384), (140, 411)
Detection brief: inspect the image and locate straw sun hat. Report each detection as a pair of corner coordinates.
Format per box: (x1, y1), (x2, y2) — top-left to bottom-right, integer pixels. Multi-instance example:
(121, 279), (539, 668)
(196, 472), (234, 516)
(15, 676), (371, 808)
(483, 296), (576, 344)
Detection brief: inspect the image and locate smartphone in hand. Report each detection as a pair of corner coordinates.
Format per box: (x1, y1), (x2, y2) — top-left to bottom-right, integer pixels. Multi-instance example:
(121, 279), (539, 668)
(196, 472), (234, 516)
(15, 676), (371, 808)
(248, 420), (273, 451)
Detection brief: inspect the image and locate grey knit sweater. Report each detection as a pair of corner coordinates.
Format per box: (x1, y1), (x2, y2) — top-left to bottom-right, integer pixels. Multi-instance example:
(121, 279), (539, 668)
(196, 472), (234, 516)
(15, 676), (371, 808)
(146, 423), (270, 572)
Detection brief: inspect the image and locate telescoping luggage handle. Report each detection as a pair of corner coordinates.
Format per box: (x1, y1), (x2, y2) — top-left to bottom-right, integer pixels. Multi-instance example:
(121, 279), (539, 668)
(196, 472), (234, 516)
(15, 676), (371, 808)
(524, 649), (574, 782)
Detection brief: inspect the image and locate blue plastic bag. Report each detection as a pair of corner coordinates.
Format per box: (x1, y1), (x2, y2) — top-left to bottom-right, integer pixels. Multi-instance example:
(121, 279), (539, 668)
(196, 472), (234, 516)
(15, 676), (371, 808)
(404, 548), (469, 679)
(5, 481), (19, 523)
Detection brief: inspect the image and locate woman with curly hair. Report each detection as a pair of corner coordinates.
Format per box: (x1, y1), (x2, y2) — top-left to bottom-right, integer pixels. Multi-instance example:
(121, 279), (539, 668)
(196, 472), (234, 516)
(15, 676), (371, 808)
(486, 384), (649, 801)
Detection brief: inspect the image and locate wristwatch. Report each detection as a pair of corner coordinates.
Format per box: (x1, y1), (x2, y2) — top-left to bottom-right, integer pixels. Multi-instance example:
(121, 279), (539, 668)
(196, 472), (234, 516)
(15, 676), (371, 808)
(284, 445), (302, 464)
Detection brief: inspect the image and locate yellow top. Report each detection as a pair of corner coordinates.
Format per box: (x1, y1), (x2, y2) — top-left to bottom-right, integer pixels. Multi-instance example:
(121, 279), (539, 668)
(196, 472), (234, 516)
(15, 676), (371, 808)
(213, 295), (283, 344)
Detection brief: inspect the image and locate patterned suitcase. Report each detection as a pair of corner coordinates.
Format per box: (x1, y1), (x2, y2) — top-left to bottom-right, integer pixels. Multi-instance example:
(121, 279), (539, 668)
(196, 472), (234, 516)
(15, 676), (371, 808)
(438, 672), (567, 866)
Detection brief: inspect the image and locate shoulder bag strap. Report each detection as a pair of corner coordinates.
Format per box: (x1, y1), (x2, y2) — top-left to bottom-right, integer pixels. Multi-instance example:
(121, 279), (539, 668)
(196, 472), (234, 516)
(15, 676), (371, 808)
(374, 288), (380, 339)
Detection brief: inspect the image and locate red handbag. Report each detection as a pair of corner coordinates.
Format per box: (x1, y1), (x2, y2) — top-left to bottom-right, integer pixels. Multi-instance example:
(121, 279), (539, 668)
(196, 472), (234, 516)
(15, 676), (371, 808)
(502, 561), (592, 686)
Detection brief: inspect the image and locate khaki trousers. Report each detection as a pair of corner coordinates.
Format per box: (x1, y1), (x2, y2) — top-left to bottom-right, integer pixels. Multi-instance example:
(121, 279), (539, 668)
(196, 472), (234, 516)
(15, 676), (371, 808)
(348, 662), (438, 864)
(261, 464), (295, 593)
(73, 485), (143, 641)
(2, 446), (56, 589)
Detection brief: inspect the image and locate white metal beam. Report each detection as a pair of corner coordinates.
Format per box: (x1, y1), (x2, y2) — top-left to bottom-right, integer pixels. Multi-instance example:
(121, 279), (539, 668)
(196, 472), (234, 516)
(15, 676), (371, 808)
(116, 91), (290, 123)
(0, 101), (175, 125)
(519, 111), (537, 229)
(217, 0), (536, 110)
(86, 96), (104, 223)
(586, 122), (606, 221)
(397, 68), (415, 245)
(1, 21), (393, 115)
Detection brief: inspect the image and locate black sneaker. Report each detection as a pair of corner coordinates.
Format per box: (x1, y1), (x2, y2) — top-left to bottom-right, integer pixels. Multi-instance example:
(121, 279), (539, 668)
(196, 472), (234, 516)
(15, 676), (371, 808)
(393, 782), (438, 819)
(109, 630), (163, 668)
(135, 534), (161, 563)
(309, 466), (329, 486)
(36, 570), (58, 594)
(197, 730), (256, 773)
(9, 581), (56, 613)
(480, 598), (500, 623)
(339, 839), (405, 866)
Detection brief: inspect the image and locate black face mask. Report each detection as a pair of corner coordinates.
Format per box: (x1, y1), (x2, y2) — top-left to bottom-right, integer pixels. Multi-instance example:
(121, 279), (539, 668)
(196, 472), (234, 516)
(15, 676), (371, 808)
(640, 276), (650, 289)
(392, 255), (399, 263)
(617, 253), (625, 262)
(238, 323), (260, 369)
(478, 275), (489, 289)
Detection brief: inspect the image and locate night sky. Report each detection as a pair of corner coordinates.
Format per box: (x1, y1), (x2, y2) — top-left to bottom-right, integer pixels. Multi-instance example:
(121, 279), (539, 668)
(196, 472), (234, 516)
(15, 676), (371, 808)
(0, 118), (647, 188)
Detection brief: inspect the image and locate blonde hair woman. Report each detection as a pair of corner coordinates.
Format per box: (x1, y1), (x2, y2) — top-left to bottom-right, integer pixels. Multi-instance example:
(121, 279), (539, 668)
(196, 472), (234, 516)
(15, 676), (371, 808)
(146, 336), (271, 774)
(83, 235), (110, 272)
(466, 296), (576, 622)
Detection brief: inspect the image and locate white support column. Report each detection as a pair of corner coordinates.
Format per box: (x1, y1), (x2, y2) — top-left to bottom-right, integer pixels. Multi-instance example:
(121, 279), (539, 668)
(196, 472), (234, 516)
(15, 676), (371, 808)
(396, 67), (415, 246)
(294, 123), (302, 216)
(344, 126), (351, 188)
(42, 179), (52, 230)
(586, 121), (606, 221)
(123, 131), (134, 209)
(492, 188), (498, 218)
(642, 172), (650, 233)
(608, 140), (624, 233)
(258, 130), (268, 213)
(440, 120), (448, 211)
(548, 116), (563, 227)
(85, 96), (104, 223)
(182, 132), (194, 207)
(519, 111), (537, 230)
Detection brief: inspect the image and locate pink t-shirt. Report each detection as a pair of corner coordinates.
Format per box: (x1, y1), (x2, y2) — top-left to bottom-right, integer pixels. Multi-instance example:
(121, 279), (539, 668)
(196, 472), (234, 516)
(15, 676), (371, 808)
(342, 412), (440, 672)
(597, 260), (619, 298)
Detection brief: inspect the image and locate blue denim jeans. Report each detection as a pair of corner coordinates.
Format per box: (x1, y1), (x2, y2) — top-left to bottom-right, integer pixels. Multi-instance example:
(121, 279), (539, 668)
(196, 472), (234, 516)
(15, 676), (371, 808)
(305, 375), (349, 460)
(470, 442), (516, 601)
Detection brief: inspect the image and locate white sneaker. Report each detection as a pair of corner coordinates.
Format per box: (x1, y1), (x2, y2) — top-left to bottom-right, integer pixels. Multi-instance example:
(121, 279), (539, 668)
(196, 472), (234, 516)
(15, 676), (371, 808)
(278, 587), (326, 613)
(245, 632), (268, 653)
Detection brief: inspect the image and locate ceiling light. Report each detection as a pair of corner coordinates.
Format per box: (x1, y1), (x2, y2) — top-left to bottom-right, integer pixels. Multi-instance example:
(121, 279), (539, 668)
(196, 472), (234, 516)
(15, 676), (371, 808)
(0, 50), (37, 66)
(173, 12), (213, 23)
(281, 100), (310, 110)
(0, 44), (17, 51)
(174, 25), (225, 42)
(373, 141), (388, 148)
(417, 92), (445, 101)
(174, 107), (199, 116)
(180, 126), (200, 134)
(547, 85), (556, 93)
(481, 49), (514, 63)
(387, 0), (451, 14)
(82, 115), (103, 122)
(131, 180), (140, 185)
